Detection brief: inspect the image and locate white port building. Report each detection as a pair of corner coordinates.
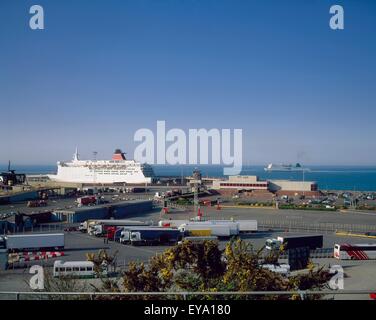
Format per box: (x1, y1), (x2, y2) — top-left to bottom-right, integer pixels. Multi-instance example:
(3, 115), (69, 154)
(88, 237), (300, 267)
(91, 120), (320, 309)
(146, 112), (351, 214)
(212, 176), (269, 191)
(212, 175), (317, 193)
(268, 180), (318, 192)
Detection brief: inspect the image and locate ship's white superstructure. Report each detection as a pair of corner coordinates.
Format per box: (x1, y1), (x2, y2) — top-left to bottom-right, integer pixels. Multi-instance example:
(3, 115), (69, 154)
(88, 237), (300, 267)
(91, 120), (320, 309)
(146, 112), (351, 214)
(264, 163), (310, 172)
(49, 149), (154, 184)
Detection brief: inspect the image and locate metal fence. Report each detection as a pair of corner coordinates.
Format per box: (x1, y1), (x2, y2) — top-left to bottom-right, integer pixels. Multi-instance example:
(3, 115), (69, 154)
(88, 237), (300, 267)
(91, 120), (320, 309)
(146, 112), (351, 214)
(5, 220), (376, 235)
(0, 290), (374, 300)
(258, 220), (376, 234)
(276, 248), (334, 259)
(3, 224), (66, 235)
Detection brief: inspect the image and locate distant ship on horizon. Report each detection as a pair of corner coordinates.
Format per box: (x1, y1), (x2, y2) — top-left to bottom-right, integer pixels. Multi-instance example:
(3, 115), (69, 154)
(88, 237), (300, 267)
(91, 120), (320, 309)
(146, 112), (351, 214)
(264, 163), (310, 172)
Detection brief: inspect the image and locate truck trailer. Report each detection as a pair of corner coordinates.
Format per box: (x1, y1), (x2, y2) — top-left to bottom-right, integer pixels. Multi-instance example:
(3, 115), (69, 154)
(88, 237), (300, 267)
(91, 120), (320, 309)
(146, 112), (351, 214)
(91, 220), (150, 236)
(77, 196), (97, 206)
(120, 227), (183, 245)
(79, 219), (148, 235)
(159, 220), (190, 228)
(266, 235), (323, 251)
(237, 220), (258, 232)
(159, 219), (257, 232)
(179, 222), (239, 238)
(4, 233), (65, 252)
(197, 220), (257, 233)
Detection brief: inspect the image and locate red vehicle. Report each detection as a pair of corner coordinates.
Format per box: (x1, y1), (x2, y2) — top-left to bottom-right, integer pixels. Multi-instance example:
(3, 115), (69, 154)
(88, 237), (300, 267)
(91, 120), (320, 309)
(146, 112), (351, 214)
(104, 226), (123, 241)
(103, 225), (116, 240)
(199, 199), (216, 207)
(77, 196), (97, 206)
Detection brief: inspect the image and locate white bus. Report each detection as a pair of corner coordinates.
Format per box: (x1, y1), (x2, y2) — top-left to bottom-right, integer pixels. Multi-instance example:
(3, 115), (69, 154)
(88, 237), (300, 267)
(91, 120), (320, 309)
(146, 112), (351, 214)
(53, 260), (95, 278)
(334, 243), (376, 260)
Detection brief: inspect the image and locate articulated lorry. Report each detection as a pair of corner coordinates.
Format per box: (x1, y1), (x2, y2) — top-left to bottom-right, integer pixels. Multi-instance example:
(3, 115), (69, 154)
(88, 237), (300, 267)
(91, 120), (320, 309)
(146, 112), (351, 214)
(77, 196), (97, 206)
(1, 233), (65, 252)
(79, 219), (149, 235)
(198, 220), (257, 232)
(159, 220), (190, 228)
(159, 219), (257, 232)
(120, 227), (183, 245)
(104, 226), (124, 241)
(266, 235), (323, 251)
(92, 220), (151, 237)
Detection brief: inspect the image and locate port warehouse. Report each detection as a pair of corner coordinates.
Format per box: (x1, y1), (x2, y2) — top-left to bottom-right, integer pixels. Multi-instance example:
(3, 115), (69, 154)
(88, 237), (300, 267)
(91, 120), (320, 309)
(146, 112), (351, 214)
(0, 187), (74, 205)
(52, 200), (153, 223)
(0, 200), (153, 233)
(212, 175), (318, 194)
(0, 190), (40, 205)
(11, 174), (316, 196)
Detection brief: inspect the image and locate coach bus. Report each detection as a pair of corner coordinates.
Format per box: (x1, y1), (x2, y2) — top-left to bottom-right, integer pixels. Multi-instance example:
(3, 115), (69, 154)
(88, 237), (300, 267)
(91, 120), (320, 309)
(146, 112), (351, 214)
(53, 260), (95, 278)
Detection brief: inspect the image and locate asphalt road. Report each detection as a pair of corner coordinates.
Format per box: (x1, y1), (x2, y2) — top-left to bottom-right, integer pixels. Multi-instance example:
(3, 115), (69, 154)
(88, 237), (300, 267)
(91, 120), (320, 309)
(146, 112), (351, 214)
(1, 205), (376, 299)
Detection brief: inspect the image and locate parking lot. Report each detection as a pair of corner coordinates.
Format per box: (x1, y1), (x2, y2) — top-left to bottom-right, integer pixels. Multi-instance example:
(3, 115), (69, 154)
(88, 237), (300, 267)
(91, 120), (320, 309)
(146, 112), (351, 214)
(1, 204), (376, 299)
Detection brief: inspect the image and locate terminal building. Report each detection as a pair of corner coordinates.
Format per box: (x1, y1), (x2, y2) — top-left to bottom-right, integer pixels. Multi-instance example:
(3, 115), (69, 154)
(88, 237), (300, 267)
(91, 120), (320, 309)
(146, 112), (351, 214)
(212, 175), (318, 195)
(212, 176), (269, 191)
(268, 180), (318, 192)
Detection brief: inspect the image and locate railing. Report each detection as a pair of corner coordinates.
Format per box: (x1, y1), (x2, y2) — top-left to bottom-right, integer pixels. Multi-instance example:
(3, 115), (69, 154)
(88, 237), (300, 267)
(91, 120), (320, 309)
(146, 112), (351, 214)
(0, 290), (374, 300)
(258, 220), (376, 234)
(6, 220), (375, 235)
(276, 248), (334, 259)
(3, 224), (66, 235)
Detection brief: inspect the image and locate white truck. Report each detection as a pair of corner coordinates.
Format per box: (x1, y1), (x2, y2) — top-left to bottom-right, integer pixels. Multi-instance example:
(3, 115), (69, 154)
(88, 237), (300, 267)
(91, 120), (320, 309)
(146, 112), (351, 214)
(79, 219), (148, 235)
(119, 227), (183, 245)
(202, 219), (257, 232)
(4, 233), (65, 252)
(159, 220), (190, 228)
(265, 235), (323, 251)
(159, 219), (257, 232)
(91, 221), (150, 237)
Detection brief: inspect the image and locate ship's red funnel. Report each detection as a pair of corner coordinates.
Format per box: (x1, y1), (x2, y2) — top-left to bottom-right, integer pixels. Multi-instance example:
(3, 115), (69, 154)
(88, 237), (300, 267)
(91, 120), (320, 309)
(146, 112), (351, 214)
(112, 149), (126, 161)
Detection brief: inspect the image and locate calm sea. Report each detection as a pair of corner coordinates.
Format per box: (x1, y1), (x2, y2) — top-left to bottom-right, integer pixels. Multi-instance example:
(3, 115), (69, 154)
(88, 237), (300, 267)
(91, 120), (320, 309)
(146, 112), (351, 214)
(1, 164), (376, 191)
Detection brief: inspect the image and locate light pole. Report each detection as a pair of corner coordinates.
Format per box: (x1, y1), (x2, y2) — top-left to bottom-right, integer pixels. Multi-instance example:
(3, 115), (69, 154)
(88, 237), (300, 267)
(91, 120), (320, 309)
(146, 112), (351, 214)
(93, 151), (98, 186)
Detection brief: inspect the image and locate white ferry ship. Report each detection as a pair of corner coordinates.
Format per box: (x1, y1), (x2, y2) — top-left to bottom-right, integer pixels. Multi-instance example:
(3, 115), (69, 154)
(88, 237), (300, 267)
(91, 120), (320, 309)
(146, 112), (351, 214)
(49, 149), (154, 184)
(264, 163), (310, 172)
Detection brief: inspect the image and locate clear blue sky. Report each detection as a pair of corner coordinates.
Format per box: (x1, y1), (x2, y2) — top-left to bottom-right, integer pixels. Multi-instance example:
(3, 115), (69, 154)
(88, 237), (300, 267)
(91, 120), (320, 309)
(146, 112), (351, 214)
(1, 0), (375, 165)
